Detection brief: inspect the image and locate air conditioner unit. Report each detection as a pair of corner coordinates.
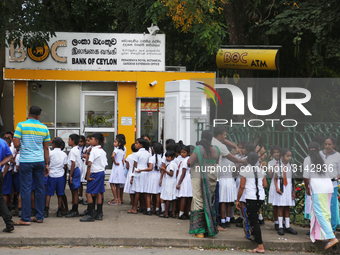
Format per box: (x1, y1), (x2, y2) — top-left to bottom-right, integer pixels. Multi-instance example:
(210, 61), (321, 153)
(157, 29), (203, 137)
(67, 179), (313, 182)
(165, 66), (186, 72)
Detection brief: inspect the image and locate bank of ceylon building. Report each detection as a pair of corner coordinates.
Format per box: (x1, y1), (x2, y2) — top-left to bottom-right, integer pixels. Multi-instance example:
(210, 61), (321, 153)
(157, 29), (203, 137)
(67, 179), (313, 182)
(4, 32), (214, 166)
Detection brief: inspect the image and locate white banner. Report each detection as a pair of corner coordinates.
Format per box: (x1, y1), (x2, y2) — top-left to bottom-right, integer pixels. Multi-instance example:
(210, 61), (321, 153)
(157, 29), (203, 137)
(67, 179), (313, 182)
(5, 32), (165, 71)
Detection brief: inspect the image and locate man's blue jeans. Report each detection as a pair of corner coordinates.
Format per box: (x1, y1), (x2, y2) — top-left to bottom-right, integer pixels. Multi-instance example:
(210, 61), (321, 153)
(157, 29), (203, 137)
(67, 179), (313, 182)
(19, 162), (45, 222)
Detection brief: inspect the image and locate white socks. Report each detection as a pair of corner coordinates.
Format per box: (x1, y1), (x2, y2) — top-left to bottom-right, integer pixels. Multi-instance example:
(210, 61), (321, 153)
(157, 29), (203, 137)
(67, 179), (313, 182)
(221, 218), (226, 223)
(179, 211), (184, 217)
(258, 213), (263, 220)
(239, 209), (244, 219)
(278, 217), (283, 228)
(285, 217), (290, 228)
(147, 208), (151, 212)
(226, 217), (230, 222)
(230, 206), (234, 218)
(274, 221), (279, 224)
(155, 207), (159, 211)
(161, 203), (165, 212)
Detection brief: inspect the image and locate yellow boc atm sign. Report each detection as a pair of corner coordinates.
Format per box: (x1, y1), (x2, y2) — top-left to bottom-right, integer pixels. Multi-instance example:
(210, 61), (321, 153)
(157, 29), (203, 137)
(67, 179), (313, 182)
(216, 49), (279, 70)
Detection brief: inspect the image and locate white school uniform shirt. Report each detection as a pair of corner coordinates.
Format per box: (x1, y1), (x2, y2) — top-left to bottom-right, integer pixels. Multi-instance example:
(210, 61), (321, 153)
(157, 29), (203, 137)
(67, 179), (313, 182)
(303, 156), (333, 194)
(126, 153), (136, 173)
(6, 147), (17, 172)
(240, 165), (266, 200)
(67, 146), (81, 170)
(89, 145), (108, 173)
(320, 150), (340, 187)
(268, 158), (279, 173)
(15, 153), (20, 172)
(134, 148), (150, 170)
(49, 148), (68, 178)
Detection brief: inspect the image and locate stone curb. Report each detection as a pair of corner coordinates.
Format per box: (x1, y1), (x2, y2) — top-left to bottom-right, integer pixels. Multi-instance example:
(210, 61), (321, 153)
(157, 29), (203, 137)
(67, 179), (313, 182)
(0, 237), (338, 253)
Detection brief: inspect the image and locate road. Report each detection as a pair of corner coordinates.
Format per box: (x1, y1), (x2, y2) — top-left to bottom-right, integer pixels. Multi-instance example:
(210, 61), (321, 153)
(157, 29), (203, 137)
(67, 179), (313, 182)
(0, 246), (323, 255)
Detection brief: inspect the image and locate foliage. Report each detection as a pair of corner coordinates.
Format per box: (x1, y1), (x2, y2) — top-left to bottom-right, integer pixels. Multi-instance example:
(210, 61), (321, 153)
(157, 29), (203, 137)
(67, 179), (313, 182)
(0, 0), (55, 46)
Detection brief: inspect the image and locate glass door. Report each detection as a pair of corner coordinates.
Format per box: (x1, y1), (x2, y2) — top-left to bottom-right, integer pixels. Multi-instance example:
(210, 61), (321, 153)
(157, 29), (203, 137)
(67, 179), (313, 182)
(80, 91), (117, 170)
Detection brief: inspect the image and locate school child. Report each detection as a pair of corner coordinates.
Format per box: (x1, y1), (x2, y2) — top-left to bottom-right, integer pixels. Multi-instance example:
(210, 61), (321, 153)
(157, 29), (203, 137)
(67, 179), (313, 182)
(159, 150), (177, 218)
(65, 134), (82, 217)
(13, 150), (22, 217)
(142, 134), (152, 154)
(267, 145), (281, 230)
(116, 134), (127, 204)
(235, 142), (255, 228)
(108, 136), (126, 205)
(45, 137), (67, 218)
(78, 135), (86, 205)
(124, 144), (138, 213)
(176, 145), (193, 220)
(80, 133), (107, 222)
(273, 148), (297, 235)
(2, 137), (13, 208)
(236, 152), (267, 254)
(145, 142), (163, 215)
(171, 143), (184, 217)
(130, 138), (150, 214)
(80, 135), (91, 206)
(219, 151), (237, 229)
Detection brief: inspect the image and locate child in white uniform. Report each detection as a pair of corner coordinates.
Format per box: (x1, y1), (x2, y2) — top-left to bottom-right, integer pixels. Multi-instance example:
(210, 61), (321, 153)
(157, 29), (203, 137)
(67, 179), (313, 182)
(273, 148), (297, 235)
(125, 144), (138, 213)
(146, 142), (163, 215)
(267, 145), (281, 230)
(219, 153), (237, 229)
(130, 138), (150, 214)
(159, 151), (177, 218)
(108, 136), (125, 205)
(66, 134), (82, 217)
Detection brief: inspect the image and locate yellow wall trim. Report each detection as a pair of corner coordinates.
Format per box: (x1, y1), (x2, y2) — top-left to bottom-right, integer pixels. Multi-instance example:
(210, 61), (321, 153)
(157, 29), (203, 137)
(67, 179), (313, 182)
(14, 81), (28, 127)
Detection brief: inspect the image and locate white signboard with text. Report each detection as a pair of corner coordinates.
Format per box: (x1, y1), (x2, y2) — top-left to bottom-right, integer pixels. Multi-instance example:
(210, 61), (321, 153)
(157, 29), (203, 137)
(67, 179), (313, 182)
(5, 32), (165, 71)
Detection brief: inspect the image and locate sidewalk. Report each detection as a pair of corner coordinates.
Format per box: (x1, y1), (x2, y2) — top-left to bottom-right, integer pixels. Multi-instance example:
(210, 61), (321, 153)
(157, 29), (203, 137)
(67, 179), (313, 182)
(0, 190), (338, 253)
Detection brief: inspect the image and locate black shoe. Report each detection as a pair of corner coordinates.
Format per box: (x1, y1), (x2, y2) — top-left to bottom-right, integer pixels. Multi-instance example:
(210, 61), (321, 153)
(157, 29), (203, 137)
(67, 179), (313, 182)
(94, 212), (103, 221)
(79, 198), (84, 204)
(275, 224), (279, 231)
(285, 227), (297, 235)
(144, 211), (152, 216)
(57, 210), (63, 217)
(44, 210), (49, 218)
(82, 200), (88, 206)
(154, 211), (160, 216)
(79, 214), (95, 222)
(225, 222), (231, 228)
(65, 210), (79, 218)
(137, 208), (145, 213)
(220, 222), (227, 229)
(258, 219), (265, 225)
(278, 227), (285, 235)
(230, 217), (236, 223)
(3, 225), (14, 233)
(234, 217), (243, 224)
(80, 209), (88, 217)
(178, 214), (186, 220)
(305, 231), (310, 236)
(17, 210), (21, 218)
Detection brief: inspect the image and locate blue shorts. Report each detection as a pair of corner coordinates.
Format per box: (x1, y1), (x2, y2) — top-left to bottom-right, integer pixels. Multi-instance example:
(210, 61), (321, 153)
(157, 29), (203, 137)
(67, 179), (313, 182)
(12, 172), (20, 192)
(68, 167), (81, 191)
(2, 171), (12, 195)
(46, 176), (66, 196)
(44, 176), (48, 186)
(86, 171), (105, 194)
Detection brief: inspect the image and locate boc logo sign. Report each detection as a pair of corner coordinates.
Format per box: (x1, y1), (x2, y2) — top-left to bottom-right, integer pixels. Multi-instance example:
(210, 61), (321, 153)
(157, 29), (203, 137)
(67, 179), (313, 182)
(27, 43), (50, 62)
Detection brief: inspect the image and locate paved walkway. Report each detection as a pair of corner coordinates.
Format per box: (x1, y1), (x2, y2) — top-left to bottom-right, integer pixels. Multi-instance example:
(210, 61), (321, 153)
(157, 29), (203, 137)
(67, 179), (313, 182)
(0, 190), (338, 253)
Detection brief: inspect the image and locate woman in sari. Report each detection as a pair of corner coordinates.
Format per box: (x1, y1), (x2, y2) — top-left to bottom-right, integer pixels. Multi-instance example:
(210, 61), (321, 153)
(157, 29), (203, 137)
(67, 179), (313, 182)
(303, 142), (339, 250)
(188, 130), (220, 238)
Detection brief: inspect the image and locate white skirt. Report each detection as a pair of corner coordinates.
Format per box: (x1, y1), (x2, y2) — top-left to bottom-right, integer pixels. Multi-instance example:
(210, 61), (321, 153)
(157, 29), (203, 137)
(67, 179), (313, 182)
(268, 177), (276, 204)
(123, 171), (135, 194)
(109, 164), (126, 184)
(132, 171), (149, 193)
(305, 193), (312, 215)
(147, 171), (161, 194)
(81, 160), (87, 183)
(176, 173), (193, 198)
(160, 177), (177, 201)
(219, 178), (236, 203)
(236, 175), (245, 203)
(272, 179), (295, 206)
